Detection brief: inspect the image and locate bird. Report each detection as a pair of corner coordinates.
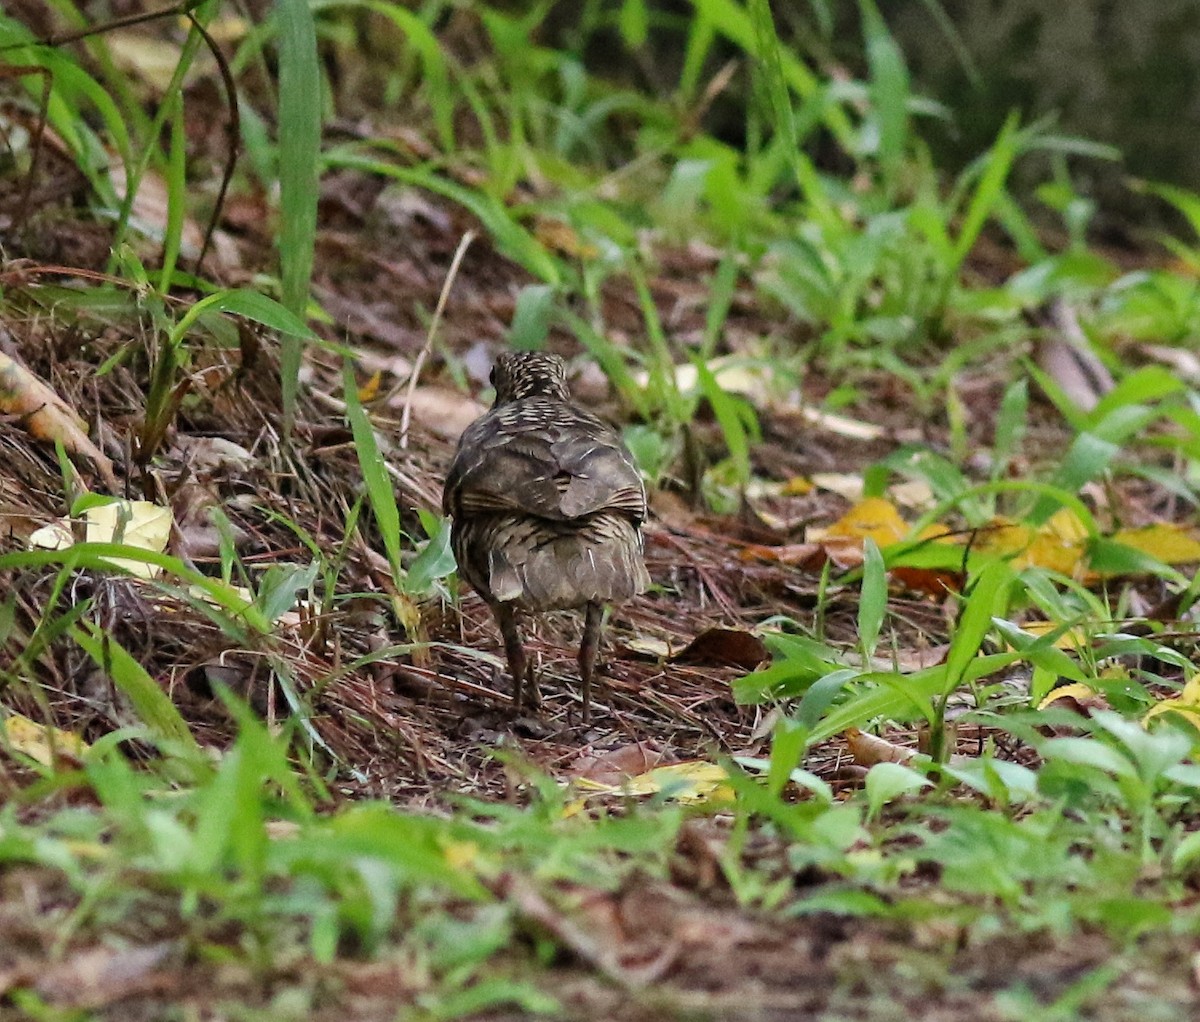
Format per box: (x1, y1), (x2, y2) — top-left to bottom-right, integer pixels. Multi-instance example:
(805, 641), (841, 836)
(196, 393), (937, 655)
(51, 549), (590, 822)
(442, 351), (651, 721)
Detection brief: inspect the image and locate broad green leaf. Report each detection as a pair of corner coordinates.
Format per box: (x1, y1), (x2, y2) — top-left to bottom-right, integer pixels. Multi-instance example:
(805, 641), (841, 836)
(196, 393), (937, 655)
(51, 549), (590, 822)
(865, 761), (931, 819)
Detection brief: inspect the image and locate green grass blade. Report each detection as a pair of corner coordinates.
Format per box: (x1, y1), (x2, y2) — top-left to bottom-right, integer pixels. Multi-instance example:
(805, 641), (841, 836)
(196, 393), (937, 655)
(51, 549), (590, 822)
(858, 0), (910, 196)
(857, 537), (887, 662)
(942, 560), (1013, 695)
(71, 621), (202, 755)
(951, 112), (1020, 271)
(342, 362), (403, 581)
(276, 0), (323, 434)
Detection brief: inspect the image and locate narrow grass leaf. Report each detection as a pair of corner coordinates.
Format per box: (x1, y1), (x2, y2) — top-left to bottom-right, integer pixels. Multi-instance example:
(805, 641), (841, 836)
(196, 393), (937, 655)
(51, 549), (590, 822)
(276, 0), (323, 432)
(744, 0), (838, 222)
(858, 0), (909, 193)
(324, 151), (560, 284)
(508, 284), (555, 351)
(318, 0), (455, 151)
(943, 561), (1013, 694)
(71, 621), (201, 754)
(951, 112), (1020, 271)
(691, 355), (753, 490)
(158, 92), (187, 291)
(343, 362), (403, 580)
(857, 537), (887, 661)
(766, 717), (807, 799)
(990, 378), (1028, 482)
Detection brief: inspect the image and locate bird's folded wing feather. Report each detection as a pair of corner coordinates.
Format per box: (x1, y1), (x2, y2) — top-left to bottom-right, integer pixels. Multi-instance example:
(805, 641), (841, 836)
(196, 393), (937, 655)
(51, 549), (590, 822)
(445, 409), (645, 522)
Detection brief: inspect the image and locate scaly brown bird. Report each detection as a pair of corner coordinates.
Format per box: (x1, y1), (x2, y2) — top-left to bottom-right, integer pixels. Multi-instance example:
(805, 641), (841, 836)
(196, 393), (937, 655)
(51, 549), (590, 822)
(442, 352), (651, 720)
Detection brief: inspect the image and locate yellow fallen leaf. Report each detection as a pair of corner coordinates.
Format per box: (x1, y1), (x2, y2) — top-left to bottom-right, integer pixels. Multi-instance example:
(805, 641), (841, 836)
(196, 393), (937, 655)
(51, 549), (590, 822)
(821, 497), (909, 548)
(2, 713), (89, 767)
(1018, 620), (1090, 651)
(1144, 674), (1200, 731)
(1038, 682), (1101, 710)
(1111, 524), (1200, 565)
(441, 840), (480, 872)
(357, 370), (383, 403)
(534, 218), (600, 260)
(782, 476), (815, 496)
(975, 509), (1087, 576)
(574, 761), (733, 805)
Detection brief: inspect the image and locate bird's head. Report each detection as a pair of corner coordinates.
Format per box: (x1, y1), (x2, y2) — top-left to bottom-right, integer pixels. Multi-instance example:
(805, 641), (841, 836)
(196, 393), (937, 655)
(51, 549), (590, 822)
(490, 351), (571, 404)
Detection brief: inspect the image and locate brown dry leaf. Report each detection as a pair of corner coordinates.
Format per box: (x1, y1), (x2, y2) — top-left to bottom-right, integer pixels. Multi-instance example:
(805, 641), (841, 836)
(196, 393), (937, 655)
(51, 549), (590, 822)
(109, 162), (238, 272)
(1141, 344), (1200, 383)
(33, 942), (176, 1009)
(0, 352), (118, 491)
(1, 713), (89, 767)
(737, 541), (824, 569)
(845, 727), (917, 767)
(395, 387), (487, 442)
(890, 643), (951, 673)
(534, 217), (599, 260)
(172, 435), (254, 472)
(1110, 523), (1200, 566)
(106, 30), (190, 92)
(889, 565), (962, 598)
(570, 743), (671, 787)
(673, 627), (769, 670)
(1036, 299), (1114, 413)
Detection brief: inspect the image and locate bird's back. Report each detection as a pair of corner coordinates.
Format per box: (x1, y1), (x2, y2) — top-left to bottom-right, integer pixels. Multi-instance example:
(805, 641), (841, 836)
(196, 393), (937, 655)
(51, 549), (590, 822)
(444, 386), (650, 611)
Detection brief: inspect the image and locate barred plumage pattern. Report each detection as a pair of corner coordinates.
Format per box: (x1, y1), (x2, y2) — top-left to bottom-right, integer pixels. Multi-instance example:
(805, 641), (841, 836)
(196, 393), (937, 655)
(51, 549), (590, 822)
(443, 352), (651, 718)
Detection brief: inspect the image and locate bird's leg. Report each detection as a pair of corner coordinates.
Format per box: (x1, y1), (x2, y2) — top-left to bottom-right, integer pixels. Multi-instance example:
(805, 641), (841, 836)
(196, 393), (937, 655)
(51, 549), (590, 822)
(578, 600), (604, 723)
(494, 603), (534, 712)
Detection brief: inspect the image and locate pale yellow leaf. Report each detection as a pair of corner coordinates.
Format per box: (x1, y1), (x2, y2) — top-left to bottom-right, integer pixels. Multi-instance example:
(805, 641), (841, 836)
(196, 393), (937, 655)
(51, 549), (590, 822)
(2, 713), (89, 767)
(1111, 523), (1200, 565)
(30, 500), (173, 578)
(1144, 674), (1200, 730)
(798, 407), (885, 441)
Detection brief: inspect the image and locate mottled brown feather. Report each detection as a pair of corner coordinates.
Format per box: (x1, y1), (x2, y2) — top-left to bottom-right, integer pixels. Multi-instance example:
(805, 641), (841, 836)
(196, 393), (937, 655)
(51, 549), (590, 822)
(442, 352), (651, 717)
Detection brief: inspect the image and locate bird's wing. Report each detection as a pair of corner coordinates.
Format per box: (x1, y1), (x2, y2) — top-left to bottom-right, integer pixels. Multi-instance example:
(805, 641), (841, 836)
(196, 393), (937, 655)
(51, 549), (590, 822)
(444, 401), (645, 523)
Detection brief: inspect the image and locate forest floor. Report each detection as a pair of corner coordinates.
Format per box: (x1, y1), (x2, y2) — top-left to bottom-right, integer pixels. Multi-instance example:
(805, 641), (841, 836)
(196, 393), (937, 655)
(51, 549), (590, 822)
(2, 12), (1200, 1019)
